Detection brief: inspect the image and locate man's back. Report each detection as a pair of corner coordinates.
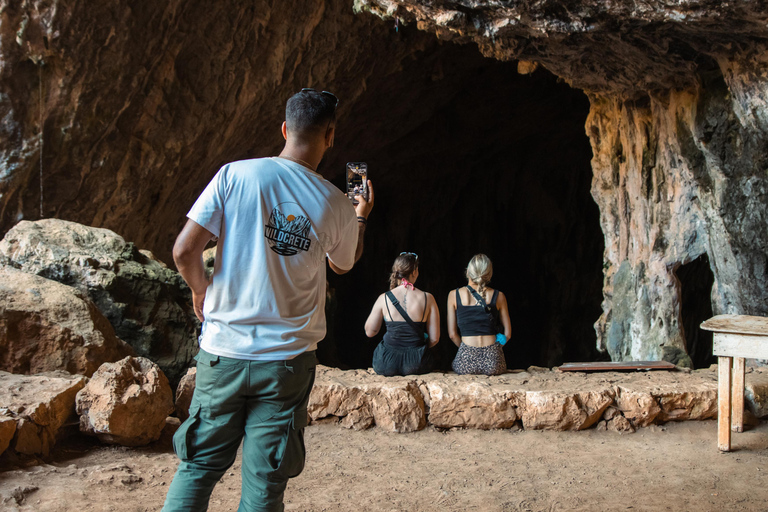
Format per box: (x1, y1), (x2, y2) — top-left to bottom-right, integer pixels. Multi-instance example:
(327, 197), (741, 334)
(188, 157), (357, 360)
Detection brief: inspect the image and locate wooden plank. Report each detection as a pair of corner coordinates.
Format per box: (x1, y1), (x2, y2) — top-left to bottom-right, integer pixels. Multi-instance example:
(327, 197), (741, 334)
(732, 357), (745, 433)
(701, 314), (768, 336)
(718, 356), (732, 451)
(712, 332), (768, 359)
(558, 361), (676, 372)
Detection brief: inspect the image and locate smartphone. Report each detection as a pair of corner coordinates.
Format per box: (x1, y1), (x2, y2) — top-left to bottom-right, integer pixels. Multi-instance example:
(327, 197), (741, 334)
(346, 162), (368, 205)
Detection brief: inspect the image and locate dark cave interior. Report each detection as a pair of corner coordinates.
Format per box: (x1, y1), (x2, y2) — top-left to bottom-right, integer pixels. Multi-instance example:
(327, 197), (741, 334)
(676, 254), (715, 369)
(318, 42), (606, 370)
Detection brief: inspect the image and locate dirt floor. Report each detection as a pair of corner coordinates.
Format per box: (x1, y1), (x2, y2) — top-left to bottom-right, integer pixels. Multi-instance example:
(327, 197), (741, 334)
(1, 420), (767, 512)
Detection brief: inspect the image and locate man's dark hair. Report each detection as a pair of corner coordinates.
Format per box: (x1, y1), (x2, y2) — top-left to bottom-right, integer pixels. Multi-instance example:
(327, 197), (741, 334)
(285, 90), (337, 138)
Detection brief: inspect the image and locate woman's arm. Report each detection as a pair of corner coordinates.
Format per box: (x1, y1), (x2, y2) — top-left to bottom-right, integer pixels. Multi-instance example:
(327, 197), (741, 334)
(497, 291), (512, 342)
(446, 290), (462, 347)
(425, 293), (440, 347)
(364, 294), (384, 337)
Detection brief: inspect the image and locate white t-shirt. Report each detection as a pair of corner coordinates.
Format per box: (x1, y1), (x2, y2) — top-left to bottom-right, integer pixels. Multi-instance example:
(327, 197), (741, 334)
(187, 157), (358, 360)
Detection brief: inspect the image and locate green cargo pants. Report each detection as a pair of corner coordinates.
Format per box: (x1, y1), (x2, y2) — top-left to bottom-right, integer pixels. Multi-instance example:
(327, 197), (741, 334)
(162, 349), (317, 512)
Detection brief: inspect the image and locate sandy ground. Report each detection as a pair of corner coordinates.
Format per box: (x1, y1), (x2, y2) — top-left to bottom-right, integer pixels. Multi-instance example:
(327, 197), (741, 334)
(1, 420), (767, 512)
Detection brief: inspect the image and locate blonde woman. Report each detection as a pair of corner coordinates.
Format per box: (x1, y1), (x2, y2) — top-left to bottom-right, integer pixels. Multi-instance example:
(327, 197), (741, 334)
(447, 254), (511, 375)
(365, 252), (440, 376)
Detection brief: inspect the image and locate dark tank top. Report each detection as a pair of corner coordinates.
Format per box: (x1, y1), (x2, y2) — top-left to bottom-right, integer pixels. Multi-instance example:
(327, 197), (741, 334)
(383, 291), (427, 348)
(455, 288), (499, 336)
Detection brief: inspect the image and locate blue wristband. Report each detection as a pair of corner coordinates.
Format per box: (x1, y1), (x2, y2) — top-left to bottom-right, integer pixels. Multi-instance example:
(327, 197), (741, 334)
(496, 333), (507, 345)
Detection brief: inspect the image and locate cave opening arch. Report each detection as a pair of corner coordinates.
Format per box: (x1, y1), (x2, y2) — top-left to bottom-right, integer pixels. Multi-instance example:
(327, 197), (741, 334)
(321, 41), (605, 370)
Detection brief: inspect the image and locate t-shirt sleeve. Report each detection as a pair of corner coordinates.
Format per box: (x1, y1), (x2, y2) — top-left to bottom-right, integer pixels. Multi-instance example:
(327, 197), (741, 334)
(326, 200), (358, 271)
(187, 165), (229, 238)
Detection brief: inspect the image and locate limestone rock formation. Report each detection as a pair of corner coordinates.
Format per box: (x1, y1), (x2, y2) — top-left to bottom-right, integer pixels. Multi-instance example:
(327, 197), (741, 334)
(745, 369), (768, 418)
(0, 414), (16, 455)
(2, 0), (768, 367)
(614, 371), (718, 427)
(357, 0), (768, 365)
(308, 367), (426, 433)
(0, 266), (133, 376)
(75, 356), (174, 446)
(0, 219), (199, 384)
(307, 365), (722, 432)
(424, 377), (521, 430)
(174, 367), (196, 422)
(522, 387), (615, 431)
(0, 370), (87, 456)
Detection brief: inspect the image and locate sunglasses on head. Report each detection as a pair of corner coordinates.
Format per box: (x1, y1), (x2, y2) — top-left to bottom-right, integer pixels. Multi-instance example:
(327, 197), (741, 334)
(300, 88), (339, 108)
(400, 252), (418, 260)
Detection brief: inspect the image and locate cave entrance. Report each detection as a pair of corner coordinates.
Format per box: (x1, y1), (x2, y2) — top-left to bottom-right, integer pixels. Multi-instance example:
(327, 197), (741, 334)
(676, 254), (716, 369)
(322, 40), (604, 370)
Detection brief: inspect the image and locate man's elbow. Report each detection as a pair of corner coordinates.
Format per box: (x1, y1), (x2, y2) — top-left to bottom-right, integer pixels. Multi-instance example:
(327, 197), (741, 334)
(173, 240), (197, 267)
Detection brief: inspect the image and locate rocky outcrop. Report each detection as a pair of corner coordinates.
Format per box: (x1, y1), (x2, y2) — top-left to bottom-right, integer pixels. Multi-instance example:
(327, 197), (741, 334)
(305, 365), (728, 432)
(588, 81), (768, 363)
(0, 370), (87, 456)
(75, 357), (174, 446)
(424, 377), (521, 430)
(357, 0), (768, 364)
(0, 414), (16, 455)
(0, 219), (199, 384)
(357, 1), (768, 94)
(2, 0), (768, 367)
(745, 370), (768, 419)
(0, 267), (133, 377)
(308, 369), (426, 433)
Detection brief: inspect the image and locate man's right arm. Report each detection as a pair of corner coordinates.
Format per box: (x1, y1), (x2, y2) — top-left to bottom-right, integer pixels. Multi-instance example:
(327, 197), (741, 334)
(173, 219), (215, 321)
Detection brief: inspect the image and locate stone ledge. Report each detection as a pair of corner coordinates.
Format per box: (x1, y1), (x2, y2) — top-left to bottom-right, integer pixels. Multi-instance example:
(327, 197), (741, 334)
(308, 365), (764, 433)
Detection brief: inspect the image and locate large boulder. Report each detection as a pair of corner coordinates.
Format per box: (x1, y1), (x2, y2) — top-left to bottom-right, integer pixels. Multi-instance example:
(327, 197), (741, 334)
(614, 370), (718, 428)
(76, 356), (174, 446)
(745, 368), (768, 418)
(0, 371), (87, 456)
(0, 219), (200, 384)
(309, 367), (426, 433)
(0, 267), (133, 377)
(423, 375), (522, 430)
(0, 414), (15, 455)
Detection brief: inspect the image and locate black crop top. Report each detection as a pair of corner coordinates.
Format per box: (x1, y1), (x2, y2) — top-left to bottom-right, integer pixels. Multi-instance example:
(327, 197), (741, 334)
(383, 291), (427, 348)
(455, 288), (499, 336)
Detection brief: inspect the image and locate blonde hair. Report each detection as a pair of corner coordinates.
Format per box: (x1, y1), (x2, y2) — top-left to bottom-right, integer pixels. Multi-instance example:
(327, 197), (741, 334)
(389, 254), (418, 290)
(466, 254), (493, 295)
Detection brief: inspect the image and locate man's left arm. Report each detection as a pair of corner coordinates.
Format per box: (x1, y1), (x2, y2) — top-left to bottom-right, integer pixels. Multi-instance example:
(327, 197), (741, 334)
(329, 180), (374, 275)
(173, 219), (216, 321)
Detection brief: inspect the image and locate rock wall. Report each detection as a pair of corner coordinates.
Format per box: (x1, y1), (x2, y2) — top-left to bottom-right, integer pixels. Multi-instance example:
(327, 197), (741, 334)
(358, 0), (768, 363)
(0, 0), (462, 257)
(2, 0), (768, 364)
(589, 74), (768, 362)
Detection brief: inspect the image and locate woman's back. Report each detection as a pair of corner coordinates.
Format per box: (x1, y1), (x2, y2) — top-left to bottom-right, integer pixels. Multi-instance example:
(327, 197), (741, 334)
(383, 286), (429, 323)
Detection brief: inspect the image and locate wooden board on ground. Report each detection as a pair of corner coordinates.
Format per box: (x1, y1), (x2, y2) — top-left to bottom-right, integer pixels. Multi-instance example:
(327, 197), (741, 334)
(700, 314), (768, 336)
(558, 361), (677, 372)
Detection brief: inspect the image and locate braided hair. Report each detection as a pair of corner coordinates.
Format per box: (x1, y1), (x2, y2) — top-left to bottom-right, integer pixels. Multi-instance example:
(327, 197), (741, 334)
(465, 254), (493, 295)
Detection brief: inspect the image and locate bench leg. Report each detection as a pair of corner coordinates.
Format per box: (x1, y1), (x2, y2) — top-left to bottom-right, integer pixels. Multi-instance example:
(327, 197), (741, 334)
(732, 357), (745, 433)
(718, 356), (732, 452)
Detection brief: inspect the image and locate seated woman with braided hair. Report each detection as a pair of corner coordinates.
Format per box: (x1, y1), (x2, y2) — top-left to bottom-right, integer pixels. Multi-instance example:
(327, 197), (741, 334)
(447, 254), (511, 375)
(364, 252), (440, 376)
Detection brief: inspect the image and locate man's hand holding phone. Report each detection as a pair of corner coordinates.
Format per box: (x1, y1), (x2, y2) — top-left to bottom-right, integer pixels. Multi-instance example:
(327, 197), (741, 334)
(355, 179), (374, 219)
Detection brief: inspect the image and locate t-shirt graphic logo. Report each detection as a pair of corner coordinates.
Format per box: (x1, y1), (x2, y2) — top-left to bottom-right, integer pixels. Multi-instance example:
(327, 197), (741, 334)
(265, 204), (312, 256)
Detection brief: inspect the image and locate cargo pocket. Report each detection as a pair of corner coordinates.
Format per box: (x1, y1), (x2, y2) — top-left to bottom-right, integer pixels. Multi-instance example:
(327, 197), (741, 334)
(268, 411), (308, 482)
(173, 403), (201, 461)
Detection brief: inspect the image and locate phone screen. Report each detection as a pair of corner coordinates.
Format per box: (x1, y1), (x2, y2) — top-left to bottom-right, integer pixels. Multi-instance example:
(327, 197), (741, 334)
(346, 162), (368, 204)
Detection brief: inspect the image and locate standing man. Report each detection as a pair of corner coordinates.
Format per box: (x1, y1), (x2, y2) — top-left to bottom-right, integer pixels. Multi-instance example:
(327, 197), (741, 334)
(162, 89), (372, 511)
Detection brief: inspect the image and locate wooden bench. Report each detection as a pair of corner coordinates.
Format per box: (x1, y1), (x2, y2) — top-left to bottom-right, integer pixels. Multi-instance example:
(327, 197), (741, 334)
(700, 314), (768, 452)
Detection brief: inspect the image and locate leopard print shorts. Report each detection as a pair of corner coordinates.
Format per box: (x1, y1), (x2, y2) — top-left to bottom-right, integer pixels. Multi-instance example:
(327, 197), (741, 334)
(452, 342), (507, 376)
